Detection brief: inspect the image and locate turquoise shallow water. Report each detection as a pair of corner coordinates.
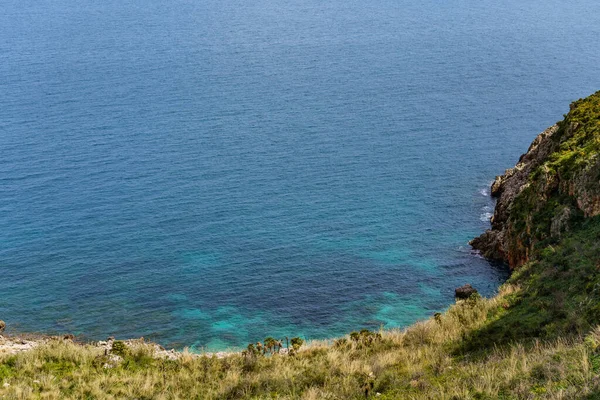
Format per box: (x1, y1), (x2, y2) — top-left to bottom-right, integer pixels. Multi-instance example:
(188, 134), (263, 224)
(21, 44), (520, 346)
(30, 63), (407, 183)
(1, 0), (600, 350)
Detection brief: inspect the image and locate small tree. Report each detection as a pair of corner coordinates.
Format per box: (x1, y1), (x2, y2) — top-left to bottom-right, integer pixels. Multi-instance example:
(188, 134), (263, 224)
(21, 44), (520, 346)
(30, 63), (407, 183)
(245, 343), (260, 357)
(290, 337), (304, 351)
(264, 337), (277, 354)
(111, 341), (129, 358)
(256, 341), (264, 355)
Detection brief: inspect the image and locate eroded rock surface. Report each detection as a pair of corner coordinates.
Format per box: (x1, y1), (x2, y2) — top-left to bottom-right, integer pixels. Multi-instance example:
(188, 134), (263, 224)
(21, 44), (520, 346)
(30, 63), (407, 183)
(471, 92), (600, 269)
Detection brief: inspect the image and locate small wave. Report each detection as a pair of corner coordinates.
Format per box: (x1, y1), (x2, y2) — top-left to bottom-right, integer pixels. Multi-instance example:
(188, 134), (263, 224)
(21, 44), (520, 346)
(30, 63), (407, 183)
(471, 250), (485, 259)
(480, 212), (493, 222)
(482, 205), (492, 212)
(479, 188), (489, 196)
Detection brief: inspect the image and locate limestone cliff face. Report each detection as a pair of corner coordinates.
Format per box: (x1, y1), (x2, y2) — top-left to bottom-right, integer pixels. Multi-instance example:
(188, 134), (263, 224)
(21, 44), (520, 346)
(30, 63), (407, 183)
(471, 91), (600, 269)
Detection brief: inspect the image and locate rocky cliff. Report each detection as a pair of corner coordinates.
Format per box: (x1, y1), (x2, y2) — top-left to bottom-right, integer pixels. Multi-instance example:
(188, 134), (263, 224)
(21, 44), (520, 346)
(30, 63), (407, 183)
(471, 91), (600, 269)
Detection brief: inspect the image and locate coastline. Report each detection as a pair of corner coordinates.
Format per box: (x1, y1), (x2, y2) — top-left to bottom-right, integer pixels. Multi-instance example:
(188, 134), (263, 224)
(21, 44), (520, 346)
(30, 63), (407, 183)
(2, 92), (599, 398)
(0, 333), (239, 360)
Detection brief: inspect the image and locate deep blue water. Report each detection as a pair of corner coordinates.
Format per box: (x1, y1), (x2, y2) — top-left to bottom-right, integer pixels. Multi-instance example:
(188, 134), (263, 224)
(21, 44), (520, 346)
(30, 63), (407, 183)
(1, 0), (600, 350)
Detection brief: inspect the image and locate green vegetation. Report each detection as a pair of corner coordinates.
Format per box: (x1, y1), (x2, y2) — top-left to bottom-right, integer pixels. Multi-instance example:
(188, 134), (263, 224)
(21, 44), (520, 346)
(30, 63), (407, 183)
(110, 341), (129, 358)
(506, 91), (600, 264)
(1, 92), (599, 398)
(2, 277), (600, 399)
(460, 216), (600, 354)
(290, 337), (304, 352)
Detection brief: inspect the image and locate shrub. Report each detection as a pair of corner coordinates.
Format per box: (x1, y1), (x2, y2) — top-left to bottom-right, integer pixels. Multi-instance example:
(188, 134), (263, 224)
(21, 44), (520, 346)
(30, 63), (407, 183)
(290, 337), (304, 351)
(111, 341), (129, 358)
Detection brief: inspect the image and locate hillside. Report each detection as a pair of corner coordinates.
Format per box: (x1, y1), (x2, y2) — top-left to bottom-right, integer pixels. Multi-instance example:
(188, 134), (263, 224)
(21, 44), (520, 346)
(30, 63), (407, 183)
(472, 91), (600, 270)
(1, 92), (600, 399)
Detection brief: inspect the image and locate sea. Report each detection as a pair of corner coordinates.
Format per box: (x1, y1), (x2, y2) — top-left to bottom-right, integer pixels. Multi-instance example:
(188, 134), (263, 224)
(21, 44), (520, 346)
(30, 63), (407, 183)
(1, 0), (599, 350)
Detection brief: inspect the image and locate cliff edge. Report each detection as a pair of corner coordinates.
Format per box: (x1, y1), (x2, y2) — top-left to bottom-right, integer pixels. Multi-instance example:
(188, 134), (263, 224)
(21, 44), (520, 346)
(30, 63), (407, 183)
(471, 91), (600, 269)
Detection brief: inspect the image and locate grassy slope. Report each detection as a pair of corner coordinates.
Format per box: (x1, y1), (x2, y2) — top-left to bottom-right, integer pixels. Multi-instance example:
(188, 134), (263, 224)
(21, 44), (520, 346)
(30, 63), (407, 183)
(1, 93), (600, 400)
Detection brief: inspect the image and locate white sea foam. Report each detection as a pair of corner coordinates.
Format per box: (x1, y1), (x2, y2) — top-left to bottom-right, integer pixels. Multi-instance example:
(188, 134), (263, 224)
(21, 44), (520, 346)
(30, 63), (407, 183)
(480, 212), (493, 222)
(479, 188), (489, 196)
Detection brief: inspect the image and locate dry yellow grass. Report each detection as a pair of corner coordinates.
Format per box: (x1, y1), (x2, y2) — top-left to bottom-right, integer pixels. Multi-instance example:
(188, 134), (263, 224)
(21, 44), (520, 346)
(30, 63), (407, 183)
(2, 282), (600, 399)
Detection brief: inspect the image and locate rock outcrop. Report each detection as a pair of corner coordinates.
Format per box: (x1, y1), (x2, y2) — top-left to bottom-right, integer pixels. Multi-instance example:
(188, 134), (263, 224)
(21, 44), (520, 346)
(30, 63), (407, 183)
(471, 91), (600, 269)
(0, 335), (43, 356)
(454, 284), (478, 299)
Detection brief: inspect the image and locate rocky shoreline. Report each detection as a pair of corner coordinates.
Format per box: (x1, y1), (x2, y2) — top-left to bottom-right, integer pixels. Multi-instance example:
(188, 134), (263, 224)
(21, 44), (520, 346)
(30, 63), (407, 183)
(0, 332), (235, 360)
(0, 334), (43, 357)
(470, 124), (561, 267)
(471, 93), (600, 269)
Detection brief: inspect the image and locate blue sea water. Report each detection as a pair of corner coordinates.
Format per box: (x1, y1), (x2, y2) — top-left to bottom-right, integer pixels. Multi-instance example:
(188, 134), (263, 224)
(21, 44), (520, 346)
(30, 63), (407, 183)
(1, 0), (600, 350)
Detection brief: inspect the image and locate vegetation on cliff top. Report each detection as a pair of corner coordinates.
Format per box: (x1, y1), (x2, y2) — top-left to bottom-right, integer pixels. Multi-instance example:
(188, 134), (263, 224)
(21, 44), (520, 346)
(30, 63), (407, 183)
(1, 92), (600, 399)
(506, 90), (600, 267)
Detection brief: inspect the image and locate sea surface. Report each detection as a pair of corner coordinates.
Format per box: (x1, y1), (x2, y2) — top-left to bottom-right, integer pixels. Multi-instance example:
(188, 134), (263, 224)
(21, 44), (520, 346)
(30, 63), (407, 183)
(1, 0), (600, 350)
